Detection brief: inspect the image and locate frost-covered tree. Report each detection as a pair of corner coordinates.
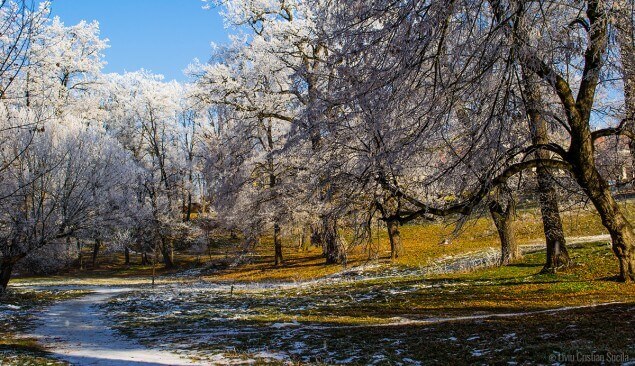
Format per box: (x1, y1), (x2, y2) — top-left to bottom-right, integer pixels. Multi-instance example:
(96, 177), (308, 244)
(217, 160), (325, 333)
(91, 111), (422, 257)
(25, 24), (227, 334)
(194, 0), (335, 264)
(103, 71), (188, 269)
(0, 118), (135, 291)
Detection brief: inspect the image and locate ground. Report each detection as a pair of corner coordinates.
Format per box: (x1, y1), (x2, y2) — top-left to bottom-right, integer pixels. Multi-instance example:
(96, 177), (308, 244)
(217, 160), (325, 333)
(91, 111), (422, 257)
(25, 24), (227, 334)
(1, 204), (635, 365)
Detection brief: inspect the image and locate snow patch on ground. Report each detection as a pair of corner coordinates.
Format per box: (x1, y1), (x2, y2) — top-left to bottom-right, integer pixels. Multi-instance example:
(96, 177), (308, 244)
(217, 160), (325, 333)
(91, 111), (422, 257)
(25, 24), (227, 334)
(29, 287), (201, 366)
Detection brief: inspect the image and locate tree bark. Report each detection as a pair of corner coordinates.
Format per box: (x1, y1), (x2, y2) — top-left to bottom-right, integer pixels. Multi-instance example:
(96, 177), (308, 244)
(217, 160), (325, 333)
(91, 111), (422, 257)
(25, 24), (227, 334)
(77, 239), (83, 270)
(489, 194), (521, 266)
(616, 0), (635, 164)
(0, 258), (15, 293)
(321, 216), (347, 265)
(522, 71), (571, 272)
(572, 152), (635, 281)
(124, 246), (130, 266)
(160, 237), (174, 269)
(299, 225), (311, 251)
(387, 220), (403, 261)
(274, 223), (283, 266)
(92, 239), (101, 269)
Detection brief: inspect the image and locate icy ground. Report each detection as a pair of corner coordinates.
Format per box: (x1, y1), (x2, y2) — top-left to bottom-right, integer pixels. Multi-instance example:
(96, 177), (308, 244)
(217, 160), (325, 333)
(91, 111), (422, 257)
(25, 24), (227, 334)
(29, 287), (201, 365)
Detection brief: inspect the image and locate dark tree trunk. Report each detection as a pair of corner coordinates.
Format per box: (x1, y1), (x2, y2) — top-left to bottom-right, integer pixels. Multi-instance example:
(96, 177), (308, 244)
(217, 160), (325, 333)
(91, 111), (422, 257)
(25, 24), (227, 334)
(321, 216), (347, 265)
(274, 223), (283, 266)
(387, 220), (403, 261)
(0, 258), (15, 293)
(522, 71), (571, 272)
(124, 246), (130, 266)
(141, 251), (149, 265)
(489, 195), (521, 266)
(160, 237), (174, 269)
(572, 154), (635, 281)
(185, 192), (192, 222)
(537, 170), (571, 272)
(92, 240), (101, 269)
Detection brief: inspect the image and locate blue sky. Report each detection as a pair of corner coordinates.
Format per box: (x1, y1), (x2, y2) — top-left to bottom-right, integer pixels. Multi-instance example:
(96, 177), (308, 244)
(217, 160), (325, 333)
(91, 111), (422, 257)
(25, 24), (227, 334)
(50, 0), (228, 81)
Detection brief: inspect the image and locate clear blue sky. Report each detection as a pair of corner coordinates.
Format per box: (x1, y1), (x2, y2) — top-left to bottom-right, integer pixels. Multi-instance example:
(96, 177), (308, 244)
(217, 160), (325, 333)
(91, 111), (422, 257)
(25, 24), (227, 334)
(50, 0), (228, 81)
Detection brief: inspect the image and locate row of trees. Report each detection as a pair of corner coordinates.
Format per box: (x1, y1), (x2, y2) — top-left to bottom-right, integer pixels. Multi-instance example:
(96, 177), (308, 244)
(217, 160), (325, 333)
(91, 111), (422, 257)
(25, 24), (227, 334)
(1, 0), (634, 291)
(192, 0), (635, 281)
(0, 1), (211, 291)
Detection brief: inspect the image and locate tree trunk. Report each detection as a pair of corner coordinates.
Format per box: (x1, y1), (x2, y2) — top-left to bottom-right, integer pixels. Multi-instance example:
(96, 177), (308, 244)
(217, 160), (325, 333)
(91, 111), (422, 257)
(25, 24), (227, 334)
(0, 258), (15, 293)
(124, 246), (130, 266)
(536, 169), (571, 272)
(160, 237), (174, 269)
(321, 216), (347, 265)
(274, 223), (283, 266)
(92, 239), (101, 269)
(77, 240), (83, 270)
(387, 220), (403, 261)
(573, 157), (635, 281)
(489, 195), (521, 266)
(522, 70), (571, 272)
(141, 251), (149, 265)
(616, 0), (635, 164)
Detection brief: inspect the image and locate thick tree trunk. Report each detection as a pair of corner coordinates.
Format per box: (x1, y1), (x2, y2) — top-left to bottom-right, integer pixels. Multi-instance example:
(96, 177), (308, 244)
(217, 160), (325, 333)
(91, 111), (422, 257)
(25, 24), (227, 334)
(574, 158), (635, 281)
(141, 251), (149, 265)
(570, 90), (635, 281)
(489, 196), (521, 266)
(522, 71), (571, 272)
(92, 240), (101, 269)
(536, 170), (571, 272)
(124, 246), (130, 266)
(299, 225), (311, 251)
(274, 223), (283, 266)
(321, 216), (347, 265)
(386, 220), (403, 261)
(160, 237), (174, 269)
(0, 258), (15, 293)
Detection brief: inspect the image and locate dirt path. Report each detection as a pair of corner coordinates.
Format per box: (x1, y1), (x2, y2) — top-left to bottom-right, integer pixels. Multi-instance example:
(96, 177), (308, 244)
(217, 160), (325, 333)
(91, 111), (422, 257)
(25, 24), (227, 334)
(31, 288), (200, 366)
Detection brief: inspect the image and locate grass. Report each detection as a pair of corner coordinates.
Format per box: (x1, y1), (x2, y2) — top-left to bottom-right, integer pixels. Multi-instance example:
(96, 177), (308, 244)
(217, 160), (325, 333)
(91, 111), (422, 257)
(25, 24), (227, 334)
(205, 200), (623, 282)
(0, 289), (87, 365)
(102, 241), (635, 364)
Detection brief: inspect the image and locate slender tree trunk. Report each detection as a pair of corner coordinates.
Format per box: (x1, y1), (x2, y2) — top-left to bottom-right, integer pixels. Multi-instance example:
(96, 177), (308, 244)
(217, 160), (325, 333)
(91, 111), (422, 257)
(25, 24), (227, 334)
(170, 240), (174, 265)
(274, 223), (283, 266)
(77, 240), (83, 270)
(522, 71), (571, 272)
(489, 195), (521, 266)
(387, 220), (403, 261)
(0, 258), (15, 293)
(616, 0), (635, 164)
(92, 239), (101, 269)
(124, 246), (130, 266)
